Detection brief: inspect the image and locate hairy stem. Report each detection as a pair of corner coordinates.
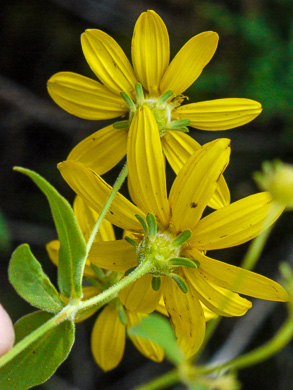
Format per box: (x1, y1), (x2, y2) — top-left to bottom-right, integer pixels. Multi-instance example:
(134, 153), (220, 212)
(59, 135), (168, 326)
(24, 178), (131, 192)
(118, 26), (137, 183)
(86, 162), (128, 256)
(0, 259), (152, 369)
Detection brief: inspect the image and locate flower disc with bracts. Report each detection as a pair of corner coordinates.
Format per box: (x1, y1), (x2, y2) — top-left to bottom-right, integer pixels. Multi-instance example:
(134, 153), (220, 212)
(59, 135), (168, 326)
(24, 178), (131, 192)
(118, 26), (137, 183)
(48, 10), (262, 210)
(58, 106), (288, 358)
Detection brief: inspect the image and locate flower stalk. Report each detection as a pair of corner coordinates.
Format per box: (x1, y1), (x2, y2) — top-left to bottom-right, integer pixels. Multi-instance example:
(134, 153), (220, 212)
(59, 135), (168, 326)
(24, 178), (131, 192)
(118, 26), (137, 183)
(0, 258), (154, 369)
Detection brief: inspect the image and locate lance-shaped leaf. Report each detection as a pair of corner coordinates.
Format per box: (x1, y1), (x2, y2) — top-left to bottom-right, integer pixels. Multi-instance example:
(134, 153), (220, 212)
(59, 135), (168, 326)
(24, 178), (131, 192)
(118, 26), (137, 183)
(9, 244), (65, 313)
(14, 167), (87, 299)
(129, 313), (184, 365)
(0, 311), (75, 390)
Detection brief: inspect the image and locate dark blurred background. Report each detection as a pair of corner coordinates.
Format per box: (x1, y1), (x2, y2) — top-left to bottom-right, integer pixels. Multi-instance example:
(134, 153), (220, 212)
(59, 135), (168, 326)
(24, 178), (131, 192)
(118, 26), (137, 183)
(0, 0), (293, 389)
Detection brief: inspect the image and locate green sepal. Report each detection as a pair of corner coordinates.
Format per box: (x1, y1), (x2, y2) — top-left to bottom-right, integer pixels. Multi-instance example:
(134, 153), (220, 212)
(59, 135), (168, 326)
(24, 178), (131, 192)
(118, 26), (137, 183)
(113, 120), (130, 129)
(135, 82), (144, 106)
(151, 276), (161, 291)
(90, 263), (105, 279)
(0, 311), (75, 390)
(168, 257), (199, 269)
(120, 91), (136, 112)
(9, 244), (65, 313)
(117, 302), (128, 326)
(14, 167), (87, 300)
(146, 213), (157, 238)
(124, 236), (138, 247)
(156, 90), (174, 107)
(167, 119), (191, 129)
(129, 313), (184, 365)
(169, 273), (189, 293)
(172, 229), (192, 247)
(135, 214), (148, 234)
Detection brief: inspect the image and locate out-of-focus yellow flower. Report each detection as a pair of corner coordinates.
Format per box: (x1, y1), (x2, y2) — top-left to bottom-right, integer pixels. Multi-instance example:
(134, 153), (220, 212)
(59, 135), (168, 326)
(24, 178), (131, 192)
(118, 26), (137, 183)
(46, 196), (164, 371)
(58, 106), (288, 359)
(47, 10), (261, 209)
(255, 160), (293, 210)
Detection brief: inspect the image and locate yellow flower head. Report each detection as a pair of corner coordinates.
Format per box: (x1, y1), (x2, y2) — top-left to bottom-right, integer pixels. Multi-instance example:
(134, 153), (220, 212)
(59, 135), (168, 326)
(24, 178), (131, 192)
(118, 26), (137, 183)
(46, 196), (164, 371)
(254, 160), (293, 209)
(58, 106), (288, 359)
(47, 10), (262, 196)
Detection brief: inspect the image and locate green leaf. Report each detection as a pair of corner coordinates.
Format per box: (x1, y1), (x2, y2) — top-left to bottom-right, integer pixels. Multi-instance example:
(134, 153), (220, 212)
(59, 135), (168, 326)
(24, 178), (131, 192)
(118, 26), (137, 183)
(128, 313), (184, 365)
(9, 244), (65, 313)
(14, 167), (87, 299)
(0, 311), (75, 390)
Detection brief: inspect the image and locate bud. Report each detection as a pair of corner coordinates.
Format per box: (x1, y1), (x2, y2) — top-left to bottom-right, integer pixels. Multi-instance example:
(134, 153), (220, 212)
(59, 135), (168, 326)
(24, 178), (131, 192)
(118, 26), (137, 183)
(254, 160), (293, 209)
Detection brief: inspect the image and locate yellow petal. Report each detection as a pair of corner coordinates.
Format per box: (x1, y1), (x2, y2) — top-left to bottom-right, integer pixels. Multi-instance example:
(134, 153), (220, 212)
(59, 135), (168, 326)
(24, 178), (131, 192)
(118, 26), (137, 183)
(157, 291), (217, 321)
(201, 303), (218, 321)
(119, 274), (161, 313)
(82, 285), (101, 299)
(160, 31), (218, 95)
(155, 297), (169, 317)
(191, 192), (284, 250)
(169, 138), (231, 232)
(73, 195), (115, 242)
(91, 305), (125, 371)
(183, 268), (252, 317)
(58, 161), (145, 231)
(89, 239), (137, 272)
(162, 274), (205, 358)
(47, 72), (128, 119)
(190, 249), (290, 302)
(132, 10), (169, 95)
(173, 98), (262, 130)
(46, 240), (60, 267)
(162, 131), (202, 174)
(127, 106), (170, 228)
(162, 131), (230, 208)
(67, 124), (128, 175)
(127, 311), (164, 362)
(81, 29), (137, 96)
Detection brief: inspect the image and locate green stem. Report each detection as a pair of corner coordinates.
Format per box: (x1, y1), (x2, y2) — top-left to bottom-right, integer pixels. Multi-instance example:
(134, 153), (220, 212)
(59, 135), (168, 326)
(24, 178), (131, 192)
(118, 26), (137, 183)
(194, 314), (293, 376)
(0, 305), (77, 368)
(133, 369), (179, 390)
(241, 202), (283, 270)
(0, 259), (152, 369)
(79, 260), (153, 311)
(86, 162), (128, 256)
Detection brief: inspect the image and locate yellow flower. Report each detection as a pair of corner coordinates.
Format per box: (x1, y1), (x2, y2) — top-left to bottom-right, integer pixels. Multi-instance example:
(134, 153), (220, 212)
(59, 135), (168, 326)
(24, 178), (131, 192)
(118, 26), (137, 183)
(46, 195), (164, 371)
(58, 106), (288, 359)
(48, 10), (261, 209)
(254, 160), (293, 210)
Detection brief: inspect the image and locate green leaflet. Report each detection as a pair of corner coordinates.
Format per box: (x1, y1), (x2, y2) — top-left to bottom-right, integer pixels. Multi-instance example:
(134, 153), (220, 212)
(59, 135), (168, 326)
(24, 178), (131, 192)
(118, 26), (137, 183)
(14, 167), (87, 299)
(128, 313), (184, 366)
(9, 244), (64, 313)
(0, 311), (75, 390)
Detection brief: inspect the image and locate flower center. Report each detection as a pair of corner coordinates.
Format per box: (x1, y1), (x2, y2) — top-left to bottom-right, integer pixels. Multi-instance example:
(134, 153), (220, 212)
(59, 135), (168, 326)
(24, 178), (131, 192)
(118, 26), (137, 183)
(114, 83), (190, 137)
(125, 213), (199, 293)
